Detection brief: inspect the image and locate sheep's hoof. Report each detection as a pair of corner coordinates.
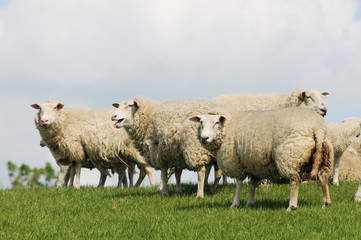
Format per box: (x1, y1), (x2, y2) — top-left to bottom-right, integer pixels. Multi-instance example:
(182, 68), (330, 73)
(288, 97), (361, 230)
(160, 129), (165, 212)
(286, 205), (297, 211)
(322, 202), (331, 209)
(230, 203), (240, 209)
(196, 194), (204, 199)
(209, 187), (217, 194)
(332, 181), (339, 186)
(354, 196), (361, 202)
(175, 190), (182, 195)
(245, 202), (254, 207)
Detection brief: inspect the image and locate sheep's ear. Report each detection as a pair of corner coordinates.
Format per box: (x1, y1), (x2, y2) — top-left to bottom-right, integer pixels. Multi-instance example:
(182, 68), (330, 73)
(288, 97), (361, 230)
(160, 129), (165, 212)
(298, 91), (310, 101)
(219, 116), (226, 124)
(31, 104), (41, 109)
(131, 100), (139, 109)
(189, 116), (201, 122)
(112, 103), (120, 108)
(56, 103), (64, 110)
(321, 92), (330, 98)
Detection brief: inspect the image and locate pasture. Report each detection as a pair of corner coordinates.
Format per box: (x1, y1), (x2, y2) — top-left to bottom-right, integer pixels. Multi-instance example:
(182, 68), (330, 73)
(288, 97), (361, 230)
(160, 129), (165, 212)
(0, 182), (360, 239)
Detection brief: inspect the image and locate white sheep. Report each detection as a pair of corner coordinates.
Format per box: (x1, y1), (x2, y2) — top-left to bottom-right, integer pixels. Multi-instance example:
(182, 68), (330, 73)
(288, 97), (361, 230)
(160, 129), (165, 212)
(190, 107), (333, 211)
(111, 96), (225, 198)
(31, 100), (156, 189)
(206, 88), (330, 184)
(212, 88), (330, 116)
(327, 117), (361, 186)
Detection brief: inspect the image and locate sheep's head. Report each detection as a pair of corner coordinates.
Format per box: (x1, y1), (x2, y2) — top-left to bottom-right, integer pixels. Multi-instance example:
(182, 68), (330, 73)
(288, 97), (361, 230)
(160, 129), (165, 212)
(112, 100), (138, 128)
(297, 90), (329, 117)
(189, 114), (226, 152)
(31, 100), (64, 127)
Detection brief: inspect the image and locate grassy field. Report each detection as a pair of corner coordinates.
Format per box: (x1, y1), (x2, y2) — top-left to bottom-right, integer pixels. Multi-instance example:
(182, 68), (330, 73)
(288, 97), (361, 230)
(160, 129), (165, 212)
(1, 181), (360, 239)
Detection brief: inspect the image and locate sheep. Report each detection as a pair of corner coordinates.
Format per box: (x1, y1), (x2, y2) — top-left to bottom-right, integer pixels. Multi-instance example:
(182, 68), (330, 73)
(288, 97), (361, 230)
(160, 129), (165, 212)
(111, 96), (225, 198)
(31, 100), (156, 189)
(190, 107), (333, 211)
(206, 88), (330, 184)
(327, 117), (361, 186)
(212, 88), (330, 116)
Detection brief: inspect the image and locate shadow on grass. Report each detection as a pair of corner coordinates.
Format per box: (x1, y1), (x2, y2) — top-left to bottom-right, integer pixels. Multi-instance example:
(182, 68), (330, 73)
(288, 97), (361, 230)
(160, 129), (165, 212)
(105, 183), (230, 199)
(176, 199), (313, 211)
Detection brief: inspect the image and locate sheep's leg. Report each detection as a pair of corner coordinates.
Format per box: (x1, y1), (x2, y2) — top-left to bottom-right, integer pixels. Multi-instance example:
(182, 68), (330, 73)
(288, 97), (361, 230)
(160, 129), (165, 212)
(134, 166), (146, 187)
(318, 168), (331, 209)
(354, 179), (361, 202)
(332, 154), (342, 186)
(167, 168), (174, 183)
(158, 168), (174, 191)
(230, 179), (244, 208)
(63, 166), (72, 187)
(98, 173), (107, 187)
(117, 170), (126, 188)
(204, 164), (212, 188)
(57, 164), (70, 188)
(68, 162), (76, 187)
(160, 168), (169, 195)
(246, 179), (259, 207)
(175, 168), (183, 194)
(74, 162), (82, 189)
(196, 166), (206, 198)
(145, 166), (156, 187)
(121, 172), (128, 188)
(209, 164), (222, 194)
(128, 162), (135, 188)
(223, 174), (228, 185)
(287, 176), (300, 211)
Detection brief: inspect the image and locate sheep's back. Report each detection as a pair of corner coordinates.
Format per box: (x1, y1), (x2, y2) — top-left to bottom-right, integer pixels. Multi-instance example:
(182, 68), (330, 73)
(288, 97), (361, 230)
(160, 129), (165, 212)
(212, 93), (287, 111)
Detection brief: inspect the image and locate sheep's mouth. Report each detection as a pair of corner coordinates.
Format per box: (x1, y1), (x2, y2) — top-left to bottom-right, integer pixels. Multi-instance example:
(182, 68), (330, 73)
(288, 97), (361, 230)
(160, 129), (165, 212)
(114, 118), (124, 128)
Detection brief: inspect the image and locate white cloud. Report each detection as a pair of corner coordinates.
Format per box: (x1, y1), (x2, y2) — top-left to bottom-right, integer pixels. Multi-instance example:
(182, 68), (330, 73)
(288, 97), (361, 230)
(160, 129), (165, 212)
(0, 0), (360, 89)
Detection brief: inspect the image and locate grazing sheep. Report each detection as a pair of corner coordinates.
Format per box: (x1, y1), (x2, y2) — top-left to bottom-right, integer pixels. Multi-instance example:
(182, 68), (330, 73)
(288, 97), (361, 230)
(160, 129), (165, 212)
(111, 96), (225, 198)
(31, 100), (156, 189)
(206, 88), (330, 184)
(327, 117), (361, 186)
(190, 107), (333, 211)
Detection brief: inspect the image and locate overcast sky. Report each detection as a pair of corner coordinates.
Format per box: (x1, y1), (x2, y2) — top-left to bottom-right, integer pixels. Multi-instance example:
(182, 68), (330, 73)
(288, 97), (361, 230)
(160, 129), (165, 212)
(1, 0), (361, 189)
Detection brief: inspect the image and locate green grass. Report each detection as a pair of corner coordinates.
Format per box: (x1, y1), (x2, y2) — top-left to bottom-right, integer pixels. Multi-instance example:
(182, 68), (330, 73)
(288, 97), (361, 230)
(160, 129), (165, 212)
(1, 182), (360, 240)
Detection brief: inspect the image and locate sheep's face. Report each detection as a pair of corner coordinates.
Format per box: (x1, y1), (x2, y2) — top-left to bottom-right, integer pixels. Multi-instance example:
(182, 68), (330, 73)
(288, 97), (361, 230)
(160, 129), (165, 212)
(31, 101), (64, 127)
(190, 114), (226, 150)
(112, 100), (137, 128)
(298, 90), (329, 117)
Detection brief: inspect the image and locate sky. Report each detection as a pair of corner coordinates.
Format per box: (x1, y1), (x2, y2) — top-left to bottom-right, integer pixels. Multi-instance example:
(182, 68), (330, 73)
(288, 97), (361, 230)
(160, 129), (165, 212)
(1, 0), (361, 189)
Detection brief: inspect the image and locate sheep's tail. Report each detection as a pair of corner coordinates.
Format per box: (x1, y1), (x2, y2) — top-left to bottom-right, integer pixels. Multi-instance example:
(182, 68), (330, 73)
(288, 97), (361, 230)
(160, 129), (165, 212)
(309, 129), (333, 180)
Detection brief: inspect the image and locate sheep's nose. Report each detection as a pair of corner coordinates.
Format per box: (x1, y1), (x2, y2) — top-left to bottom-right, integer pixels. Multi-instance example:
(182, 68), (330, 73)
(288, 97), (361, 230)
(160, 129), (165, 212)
(200, 136), (209, 143)
(111, 114), (117, 120)
(41, 119), (49, 125)
(321, 108), (327, 116)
